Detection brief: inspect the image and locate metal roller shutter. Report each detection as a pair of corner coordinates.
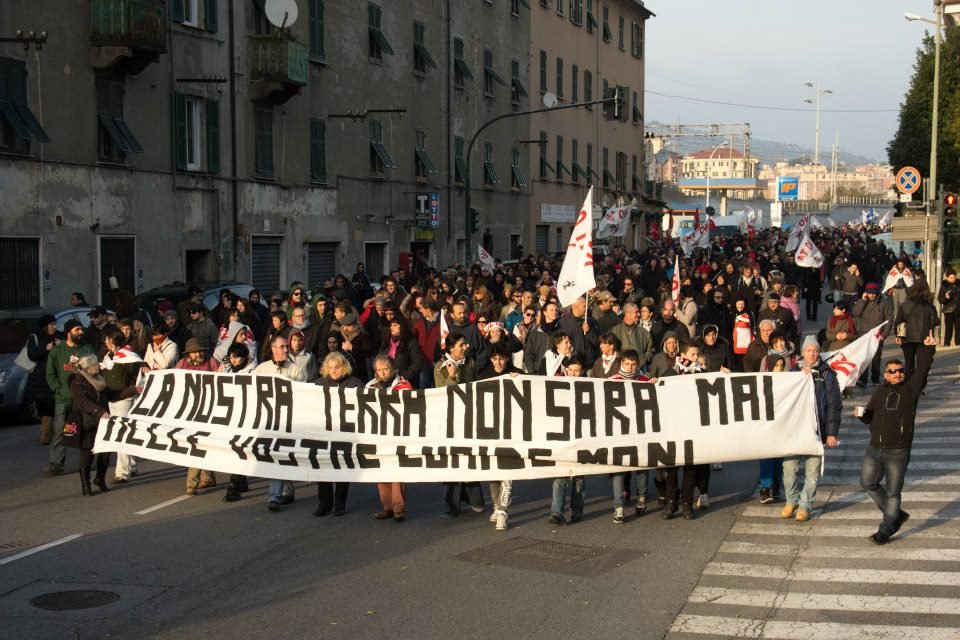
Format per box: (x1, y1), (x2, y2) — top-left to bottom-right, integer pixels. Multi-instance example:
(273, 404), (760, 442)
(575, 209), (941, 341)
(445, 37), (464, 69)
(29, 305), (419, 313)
(0, 237), (40, 309)
(251, 236), (282, 294)
(100, 237), (136, 302)
(307, 242), (337, 287)
(535, 225), (549, 255)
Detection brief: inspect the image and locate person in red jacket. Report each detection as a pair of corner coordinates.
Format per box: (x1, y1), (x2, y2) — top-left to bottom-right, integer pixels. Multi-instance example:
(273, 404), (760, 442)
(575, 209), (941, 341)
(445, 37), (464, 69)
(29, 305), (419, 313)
(367, 355), (413, 522)
(411, 296), (443, 389)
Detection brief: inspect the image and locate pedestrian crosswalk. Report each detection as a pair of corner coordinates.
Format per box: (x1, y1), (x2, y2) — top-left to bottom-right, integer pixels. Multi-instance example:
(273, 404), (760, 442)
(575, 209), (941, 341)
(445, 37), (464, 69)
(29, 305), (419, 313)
(666, 371), (960, 639)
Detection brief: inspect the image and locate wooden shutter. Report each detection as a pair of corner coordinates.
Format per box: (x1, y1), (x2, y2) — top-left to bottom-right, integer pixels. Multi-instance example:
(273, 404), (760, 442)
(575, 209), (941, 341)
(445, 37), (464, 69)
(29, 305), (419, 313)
(173, 92), (187, 171)
(206, 98), (220, 173)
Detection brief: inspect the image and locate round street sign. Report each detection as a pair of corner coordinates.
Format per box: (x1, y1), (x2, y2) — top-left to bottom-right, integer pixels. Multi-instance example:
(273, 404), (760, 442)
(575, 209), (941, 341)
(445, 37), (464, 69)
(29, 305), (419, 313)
(895, 166), (921, 194)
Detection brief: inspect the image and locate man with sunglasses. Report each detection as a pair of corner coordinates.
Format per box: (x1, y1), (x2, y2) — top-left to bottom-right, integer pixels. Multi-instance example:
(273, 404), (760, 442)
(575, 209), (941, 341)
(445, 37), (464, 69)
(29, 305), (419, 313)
(857, 331), (938, 545)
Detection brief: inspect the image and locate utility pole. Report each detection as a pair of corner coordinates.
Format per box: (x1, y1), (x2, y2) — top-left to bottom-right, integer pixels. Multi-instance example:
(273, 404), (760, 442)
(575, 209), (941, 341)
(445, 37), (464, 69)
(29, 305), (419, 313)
(804, 82), (832, 165)
(831, 132), (838, 206)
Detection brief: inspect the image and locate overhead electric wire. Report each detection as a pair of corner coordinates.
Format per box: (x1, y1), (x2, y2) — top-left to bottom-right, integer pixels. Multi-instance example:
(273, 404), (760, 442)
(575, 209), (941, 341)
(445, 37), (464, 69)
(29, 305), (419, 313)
(646, 89), (898, 113)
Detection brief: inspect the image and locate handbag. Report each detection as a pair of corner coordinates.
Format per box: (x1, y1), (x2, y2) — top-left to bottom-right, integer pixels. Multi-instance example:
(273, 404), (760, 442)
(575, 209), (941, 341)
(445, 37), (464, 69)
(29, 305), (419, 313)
(13, 335), (37, 373)
(896, 322), (907, 338)
(61, 410), (83, 448)
(824, 293), (834, 304)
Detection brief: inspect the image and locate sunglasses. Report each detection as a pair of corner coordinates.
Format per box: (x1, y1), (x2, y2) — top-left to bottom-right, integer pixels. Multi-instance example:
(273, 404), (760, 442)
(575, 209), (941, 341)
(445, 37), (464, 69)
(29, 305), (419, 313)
(885, 368), (904, 374)
(524, 312), (535, 317)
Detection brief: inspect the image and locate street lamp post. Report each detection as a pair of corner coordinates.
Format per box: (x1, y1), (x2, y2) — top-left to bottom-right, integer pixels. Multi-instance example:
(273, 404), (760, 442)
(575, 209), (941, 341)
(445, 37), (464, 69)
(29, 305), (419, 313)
(804, 82), (832, 165)
(704, 141), (728, 213)
(905, 4), (944, 286)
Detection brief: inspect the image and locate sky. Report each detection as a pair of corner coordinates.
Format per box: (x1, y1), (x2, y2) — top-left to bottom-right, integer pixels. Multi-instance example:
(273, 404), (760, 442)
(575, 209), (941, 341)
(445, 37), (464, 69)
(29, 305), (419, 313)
(644, 0), (941, 162)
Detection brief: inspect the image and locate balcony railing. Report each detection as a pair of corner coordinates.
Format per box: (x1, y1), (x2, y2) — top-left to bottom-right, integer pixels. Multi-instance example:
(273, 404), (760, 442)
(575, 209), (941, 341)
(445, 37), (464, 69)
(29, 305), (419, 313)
(90, 0), (167, 53)
(250, 36), (308, 87)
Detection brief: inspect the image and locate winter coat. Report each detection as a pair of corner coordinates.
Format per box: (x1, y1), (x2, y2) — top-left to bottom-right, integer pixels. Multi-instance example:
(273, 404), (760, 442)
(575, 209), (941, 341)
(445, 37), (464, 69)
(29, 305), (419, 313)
(25, 331), (58, 403)
(188, 317), (218, 353)
(696, 300), (733, 344)
(411, 314), (442, 365)
(255, 358), (306, 382)
(608, 320), (655, 369)
(558, 312), (599, 362)
(67, 373), (132, 449)
(937, 281), (960, 315)
(434, 357), (477, 387)
(144, 338), (178, 371)
(894, 299), (939, 344)
(379, 336), (425, 385)
(675, 298), (698, 337)
(696, 336), (734, 373)
(792, 359), (842, 443)
(859, 353), (933, 449)
(46, 341), (95, 405)
(852, 296), (894, 339)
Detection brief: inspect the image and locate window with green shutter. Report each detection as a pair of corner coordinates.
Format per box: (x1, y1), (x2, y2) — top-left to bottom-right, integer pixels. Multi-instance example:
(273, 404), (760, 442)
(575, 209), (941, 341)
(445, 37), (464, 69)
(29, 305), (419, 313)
(453, 37), (472, 87)
(413, 20), (436, 74)
(206, 99), (220, 173)
(173, 92), (187, 170)
(510, 146), (526, 191)
(483, 142), (499, 187)
(97, 75), (141, 163)
(583, 69), (592, 108)
(510, 59), (527, 105)
(369, 119), (394, 174)
(538, 130), (553, 179)
(368, 3), (393, 61)
(555, 58), (563, 98)
(483, 49), (506, 98)
(0, 57), (47, 153)
(310, 118), (327, 183)
(414, 128), (437, 181)
(571, 64), (578, 103)
(602, 6), (612, 41)
(254, 105), (274, 178)
(454, 136), (467, 185)
(539, 50), (547, 93)
(205, 0), (218, 32)
(309, 0), (325, 61)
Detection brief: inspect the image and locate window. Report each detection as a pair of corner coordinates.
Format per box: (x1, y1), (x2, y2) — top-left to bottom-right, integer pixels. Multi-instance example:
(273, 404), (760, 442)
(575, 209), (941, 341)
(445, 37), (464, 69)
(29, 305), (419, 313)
(483, 49), (506, 97)
(511, 59), (528, 105)
(483, 142), (499, 187)
(583, 69), (592, 107)
(511, 0), (531, 16)
(454, 136), (467, 185)
(555, 58), (563, 99)
(632, 154), (640, 192)
(570, 0), (583, 25)
(603, 148), (618, 190)
(183, 96), (201, 170)
(173, 0), (217, 31)
(310, 118), (327, 184)
(453, 37), (473, 87)
(539, 50), (547, 93)
(571, 64), (578, 103)
(632, 90), (641, 124)
(0, 57), (48, 154)
(618, 16), (624, 49)
(586, 142), (598, 182)
(309, 0), (325, 61)
(616, 151), (627, 191)
(631, 22), (642, 59)
(510, 146), (526, 191)
(254, 105), (273, 177)
(413, 21), (437, 74)
(252, 0), (273, 35)
(414, 128), (437, 181)
(0, 238), (40, 308)
(586, 0), (597, 32)
(556, 0), (563, 16)
(538, 130), (553, 179)
(571, 139), (584, 183)
(369, 119), (395, 174)
(555, 135), (569, 182)
(602, 7), (612, 42)
(96, 76), (142, 163)
(368, 3), (394, 61)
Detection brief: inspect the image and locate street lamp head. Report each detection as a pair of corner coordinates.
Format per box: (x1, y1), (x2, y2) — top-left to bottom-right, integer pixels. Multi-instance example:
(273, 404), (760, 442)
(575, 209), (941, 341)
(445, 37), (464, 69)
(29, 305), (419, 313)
(804, 82), (813, 87)
(904, 12), (921, 21)
(824, 89), (833, 95)
(804, 99), (814, 104)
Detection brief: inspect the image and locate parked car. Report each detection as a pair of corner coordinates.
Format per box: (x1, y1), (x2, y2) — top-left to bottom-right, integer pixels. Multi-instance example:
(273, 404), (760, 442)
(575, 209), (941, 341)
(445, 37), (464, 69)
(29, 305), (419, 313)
(136, 282), (265, 324)
(0, 306), (110, 423)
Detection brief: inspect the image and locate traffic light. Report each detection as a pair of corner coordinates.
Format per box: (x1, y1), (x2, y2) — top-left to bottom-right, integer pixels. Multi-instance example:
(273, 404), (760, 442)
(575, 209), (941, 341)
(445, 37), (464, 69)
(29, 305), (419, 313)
(603, 86), (625, 121)
(469, 207), (480, 234)
(944, 193), (958, 230)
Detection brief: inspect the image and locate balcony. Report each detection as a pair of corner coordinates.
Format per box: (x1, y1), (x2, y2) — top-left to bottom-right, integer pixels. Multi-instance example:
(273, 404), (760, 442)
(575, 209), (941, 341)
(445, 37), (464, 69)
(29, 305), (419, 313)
(90, 0), (166, 73)
(250, 36), (308, 104)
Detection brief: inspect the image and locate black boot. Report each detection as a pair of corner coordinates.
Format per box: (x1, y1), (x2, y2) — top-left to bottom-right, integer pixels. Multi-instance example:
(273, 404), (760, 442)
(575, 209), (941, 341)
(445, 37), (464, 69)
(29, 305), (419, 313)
(682, 503), (695, 520)
(94, 468), (110, 493)
(654, 479), (667, 504)
(79, 468), (93, 497)
(223, 477), (243, 502)
(662, 501), (676, 520)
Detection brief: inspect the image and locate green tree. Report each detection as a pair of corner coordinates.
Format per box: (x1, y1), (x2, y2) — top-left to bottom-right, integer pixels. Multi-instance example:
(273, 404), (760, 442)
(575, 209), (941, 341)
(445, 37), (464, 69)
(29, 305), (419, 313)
(887, 24), (960, 193)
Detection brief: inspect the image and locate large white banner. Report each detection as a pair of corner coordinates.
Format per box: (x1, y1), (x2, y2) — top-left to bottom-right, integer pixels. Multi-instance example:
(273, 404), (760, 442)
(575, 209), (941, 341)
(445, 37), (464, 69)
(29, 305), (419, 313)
(823, 322), (887, 390)
(94, 370), (824, 482)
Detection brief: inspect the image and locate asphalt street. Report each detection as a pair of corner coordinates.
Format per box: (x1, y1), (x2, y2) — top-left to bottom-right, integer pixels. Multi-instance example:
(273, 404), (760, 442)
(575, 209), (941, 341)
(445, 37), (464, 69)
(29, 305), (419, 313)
(2, 300), (959, 640)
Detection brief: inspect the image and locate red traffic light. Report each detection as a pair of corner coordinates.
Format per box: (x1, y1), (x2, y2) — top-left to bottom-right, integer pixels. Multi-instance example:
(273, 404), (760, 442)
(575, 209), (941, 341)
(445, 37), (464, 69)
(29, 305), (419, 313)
(945, 193), (957, 207)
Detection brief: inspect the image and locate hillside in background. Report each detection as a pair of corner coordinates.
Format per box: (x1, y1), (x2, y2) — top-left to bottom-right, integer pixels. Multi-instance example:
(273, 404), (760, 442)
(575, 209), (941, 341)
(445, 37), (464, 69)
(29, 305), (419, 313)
(649, 123), (881, 168)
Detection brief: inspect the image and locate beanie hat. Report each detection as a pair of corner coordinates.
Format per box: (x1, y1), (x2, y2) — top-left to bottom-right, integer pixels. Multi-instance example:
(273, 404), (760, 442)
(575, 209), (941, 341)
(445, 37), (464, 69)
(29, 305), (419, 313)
(801, 334), (819, 350)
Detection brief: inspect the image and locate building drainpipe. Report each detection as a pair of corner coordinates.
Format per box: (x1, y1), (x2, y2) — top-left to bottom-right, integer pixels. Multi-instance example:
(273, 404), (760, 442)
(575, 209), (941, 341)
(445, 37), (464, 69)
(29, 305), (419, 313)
(228, 0), (240, 280)
(445, 0), (453, 258)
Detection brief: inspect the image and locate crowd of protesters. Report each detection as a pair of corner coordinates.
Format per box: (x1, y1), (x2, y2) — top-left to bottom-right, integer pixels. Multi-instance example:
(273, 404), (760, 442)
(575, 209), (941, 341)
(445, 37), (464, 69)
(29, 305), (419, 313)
(22, 219), (949, 541)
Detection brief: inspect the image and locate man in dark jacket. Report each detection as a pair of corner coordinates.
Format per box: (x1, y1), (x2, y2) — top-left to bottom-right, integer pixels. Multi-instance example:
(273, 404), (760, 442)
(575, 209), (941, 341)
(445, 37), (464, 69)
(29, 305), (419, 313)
(696, 288), (733, 343)
(162, 309), (193, 354)
(851, 282), (894, 384)
(757, 293), (798, 347)
(558, 296), (599, 363)
(782, 336), (842, 522)
(649, 299), (690, 349)
(857, 332), (937, 545)
(593, 291), (620, 334)
(523, 301), (562, 374)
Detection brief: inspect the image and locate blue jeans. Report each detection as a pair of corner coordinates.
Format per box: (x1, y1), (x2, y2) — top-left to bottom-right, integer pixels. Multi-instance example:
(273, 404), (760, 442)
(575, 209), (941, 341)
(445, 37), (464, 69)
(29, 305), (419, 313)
(758, 458), (783, 491)
(551, 476), (585, 517)
(267, 480), (294, 504)
(611, 470), (649, 507)
(860, 446), (911, 537)
(50, 402), (69, 466)
(782, 455), (821, 511)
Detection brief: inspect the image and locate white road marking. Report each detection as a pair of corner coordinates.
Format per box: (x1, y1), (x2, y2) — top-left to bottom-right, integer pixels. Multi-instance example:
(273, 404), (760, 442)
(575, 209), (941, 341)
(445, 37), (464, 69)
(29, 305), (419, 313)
(0, 534), (83, 565)
(135, 494), (193, 515)
(830, 490), (958, 502)
(822, 474), (960, 486)
(669, 614), (960, 639)
(730, 522), (960, 539)
(718, 541), (960, 561)
(741, 506), (960, 520)
(703, 561), (960, 586)
(828, 461), (960, 470)
(689, 586), (960, 614)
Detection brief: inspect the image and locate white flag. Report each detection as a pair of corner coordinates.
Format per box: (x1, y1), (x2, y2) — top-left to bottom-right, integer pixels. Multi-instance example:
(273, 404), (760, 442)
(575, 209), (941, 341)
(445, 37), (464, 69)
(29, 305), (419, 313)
(826, 217), (836, 228)
(785, 214), (811, 252)
(822, 322), (888, 390)
(439, 311), (450, 350)
(878, 210), (891, 226)
(883, 265), (914, 293)
(596, 205), (631, 239)
(679, 223), (710, 256)
(671, 255), (682, 304)
(557, 187), (596, 308)
(794, 227), (824, 268)
(861, 209), (869, 225)
(477, 244), (496, 272)
(809, 216), (824, 229)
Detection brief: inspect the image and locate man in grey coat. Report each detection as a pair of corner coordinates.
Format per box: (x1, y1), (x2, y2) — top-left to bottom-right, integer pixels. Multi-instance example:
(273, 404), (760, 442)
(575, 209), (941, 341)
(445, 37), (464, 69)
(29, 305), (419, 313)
(851, 282), (894, 384)
(609, 303), (655, 370)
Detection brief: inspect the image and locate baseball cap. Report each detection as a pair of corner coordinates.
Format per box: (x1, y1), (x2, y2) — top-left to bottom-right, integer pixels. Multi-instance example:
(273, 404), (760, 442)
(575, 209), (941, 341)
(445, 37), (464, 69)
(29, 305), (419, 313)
(88, 305), (107, 317)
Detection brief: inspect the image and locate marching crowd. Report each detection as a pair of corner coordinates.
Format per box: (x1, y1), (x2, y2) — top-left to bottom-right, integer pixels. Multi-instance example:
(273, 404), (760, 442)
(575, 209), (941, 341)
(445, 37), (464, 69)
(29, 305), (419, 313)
(21, 219), (951, 543)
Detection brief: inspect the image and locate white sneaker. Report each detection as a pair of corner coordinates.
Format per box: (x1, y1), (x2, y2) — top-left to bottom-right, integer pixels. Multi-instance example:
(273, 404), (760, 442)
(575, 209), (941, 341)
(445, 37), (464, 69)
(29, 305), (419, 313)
(489, 510), (497, 522)
(613, 506), (624, 524)
(713, 462), (724, 471)
(495, 511), (508, 531)
(697, 493), (710, 509)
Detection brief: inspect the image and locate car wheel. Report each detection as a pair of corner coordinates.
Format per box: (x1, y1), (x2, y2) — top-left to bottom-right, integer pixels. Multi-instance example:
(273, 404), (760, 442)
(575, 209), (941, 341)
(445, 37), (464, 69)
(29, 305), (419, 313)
(18, 400), (39, 425)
